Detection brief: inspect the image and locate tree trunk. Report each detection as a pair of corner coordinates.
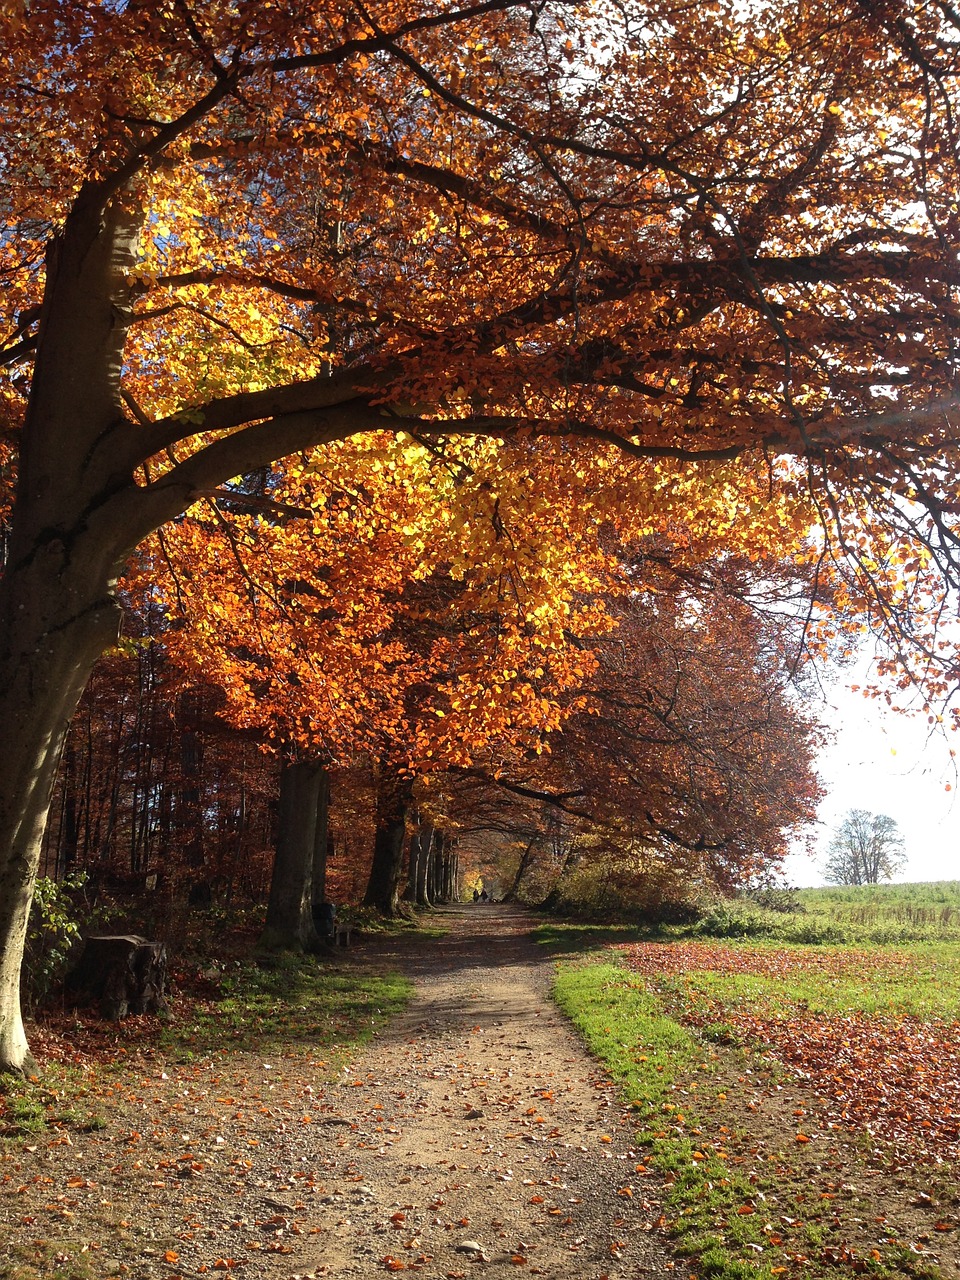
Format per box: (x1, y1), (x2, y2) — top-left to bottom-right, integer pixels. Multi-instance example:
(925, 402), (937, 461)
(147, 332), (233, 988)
(311, 765), (331, 912)
(178, 691), (206, 901)
(0, 185), (387, 1075)
(0, 563), (122, 1074)
(539, 837), (581, 911)
(448, 845), (460, 902)
(436, 839), (459, 903)
(259, 758), (323, 952)
(59, 743), (81, 876)
(402, 823), (421, 903)
(503, 836), (538, 902)
(415, 825), (435, 906)
(428, 830), (445, 903)
(0, 191), (146, 1073)
(67, 934), (167, 1020)
(403, 817), (432, 904)
(362, 764), (412, 916)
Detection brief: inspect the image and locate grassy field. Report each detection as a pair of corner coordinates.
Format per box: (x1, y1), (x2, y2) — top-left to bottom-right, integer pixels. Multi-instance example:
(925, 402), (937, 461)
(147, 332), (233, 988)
(541, 883), (960, 1280)
(686, 881), (960, 945)
(797, 880), (960, 931)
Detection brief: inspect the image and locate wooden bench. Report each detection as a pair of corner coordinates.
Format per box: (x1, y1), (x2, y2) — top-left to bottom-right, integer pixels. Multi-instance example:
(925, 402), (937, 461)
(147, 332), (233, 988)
(334, 921), (352, 947)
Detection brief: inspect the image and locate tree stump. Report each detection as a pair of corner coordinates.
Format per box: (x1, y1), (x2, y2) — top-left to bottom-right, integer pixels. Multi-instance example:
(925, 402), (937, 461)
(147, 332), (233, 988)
(312, 901), (336, 944)
(67, 935), (168, 1020)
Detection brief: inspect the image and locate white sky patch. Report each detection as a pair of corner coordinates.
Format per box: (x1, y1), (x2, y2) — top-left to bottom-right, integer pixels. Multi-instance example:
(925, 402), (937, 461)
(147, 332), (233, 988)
(785, 662), (960, 886)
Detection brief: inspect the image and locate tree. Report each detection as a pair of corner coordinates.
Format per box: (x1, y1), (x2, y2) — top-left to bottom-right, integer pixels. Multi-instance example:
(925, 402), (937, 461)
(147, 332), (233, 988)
(144, 442), (613, 918)
(2, 0), (960, 1074)
(823, 809), (907, 885)
(445, 547), (824, 909)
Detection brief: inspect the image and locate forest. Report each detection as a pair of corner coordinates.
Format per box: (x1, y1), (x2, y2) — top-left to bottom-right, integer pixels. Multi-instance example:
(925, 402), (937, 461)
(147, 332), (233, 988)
(1, 0), (959, 1078)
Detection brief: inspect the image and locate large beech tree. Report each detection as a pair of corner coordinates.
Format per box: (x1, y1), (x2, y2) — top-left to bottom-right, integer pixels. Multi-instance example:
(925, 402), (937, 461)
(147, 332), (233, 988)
(2, 0), (960, 1073)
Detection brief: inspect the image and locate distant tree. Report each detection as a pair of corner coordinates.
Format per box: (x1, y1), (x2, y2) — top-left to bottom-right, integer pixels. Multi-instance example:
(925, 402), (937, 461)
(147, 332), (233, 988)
(823, 810), (907, 886)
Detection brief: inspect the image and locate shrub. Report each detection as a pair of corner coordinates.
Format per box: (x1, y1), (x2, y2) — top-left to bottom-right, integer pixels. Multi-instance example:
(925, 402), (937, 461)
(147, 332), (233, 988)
(22, 873), (88, 1009)
(544, 857), (707, 924)
(697, 904), (778, 939)
(739, 885), (805, 914)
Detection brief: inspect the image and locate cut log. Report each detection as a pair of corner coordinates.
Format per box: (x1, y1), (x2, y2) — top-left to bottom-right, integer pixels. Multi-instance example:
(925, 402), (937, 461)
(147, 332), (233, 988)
(66, 935), (168, 1020)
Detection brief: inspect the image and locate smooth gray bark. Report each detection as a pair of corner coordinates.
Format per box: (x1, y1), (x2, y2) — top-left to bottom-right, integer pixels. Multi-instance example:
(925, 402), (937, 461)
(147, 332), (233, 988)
(0, 188), (385, 1073)
(0, 574), (121, 1074)
(404, 821), (435, 907)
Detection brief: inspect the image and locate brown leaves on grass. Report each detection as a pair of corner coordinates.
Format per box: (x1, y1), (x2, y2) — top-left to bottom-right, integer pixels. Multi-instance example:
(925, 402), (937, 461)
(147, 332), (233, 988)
(730, 1009), (960, 1162)
(619, 941), (911, 982)
(620, 941), (960, 1162)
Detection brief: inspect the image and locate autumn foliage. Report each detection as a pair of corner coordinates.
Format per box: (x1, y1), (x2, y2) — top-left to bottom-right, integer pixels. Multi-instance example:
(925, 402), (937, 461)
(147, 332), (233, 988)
(3, 0), (960, 1071)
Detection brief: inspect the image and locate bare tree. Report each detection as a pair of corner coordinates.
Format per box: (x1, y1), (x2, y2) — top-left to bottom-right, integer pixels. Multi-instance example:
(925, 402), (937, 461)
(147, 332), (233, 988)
(823, 810), (907, 885)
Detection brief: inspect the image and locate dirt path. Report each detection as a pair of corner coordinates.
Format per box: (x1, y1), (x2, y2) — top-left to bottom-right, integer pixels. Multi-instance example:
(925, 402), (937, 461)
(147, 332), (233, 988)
(2, 906), (673, 1280)
(303, 904), (672, 1279)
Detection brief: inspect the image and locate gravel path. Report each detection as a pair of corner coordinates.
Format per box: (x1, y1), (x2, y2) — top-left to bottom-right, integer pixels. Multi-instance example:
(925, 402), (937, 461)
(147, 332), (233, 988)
(300, 904), (672, 1279)
(1, 905), (673, 1280)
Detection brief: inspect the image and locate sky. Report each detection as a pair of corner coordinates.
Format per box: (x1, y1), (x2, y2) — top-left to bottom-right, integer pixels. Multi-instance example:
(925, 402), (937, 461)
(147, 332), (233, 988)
(783, 668), (960, 888)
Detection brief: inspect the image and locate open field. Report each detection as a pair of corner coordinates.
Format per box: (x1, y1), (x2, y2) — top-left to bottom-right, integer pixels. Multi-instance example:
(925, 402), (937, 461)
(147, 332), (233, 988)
(682, 881), (960, 946)
(541, 887), (960, 1280)
(796, 881), (960, 933)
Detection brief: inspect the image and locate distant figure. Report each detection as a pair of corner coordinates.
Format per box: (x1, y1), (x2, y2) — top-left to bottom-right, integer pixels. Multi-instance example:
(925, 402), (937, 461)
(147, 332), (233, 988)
(472, 888), (480, 902)
(480, 888), (489, 902)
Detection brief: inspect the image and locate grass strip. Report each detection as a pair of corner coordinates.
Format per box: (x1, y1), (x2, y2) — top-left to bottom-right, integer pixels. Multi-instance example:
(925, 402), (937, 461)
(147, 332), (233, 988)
(160, 953), (412, 1061)
(551, 957), (943, 1280)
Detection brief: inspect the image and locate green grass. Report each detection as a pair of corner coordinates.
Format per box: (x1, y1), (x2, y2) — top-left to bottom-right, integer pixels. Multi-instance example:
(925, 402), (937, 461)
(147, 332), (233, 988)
(532, 921), (651, 953)
(796, 881), (960, 932)
(553, 961), (796, 1278)
(673, 881), (960, 947)
(160, 953), (412, 1061)
(648, 943), (960, 1020)
(535, 882), (960, 948)
(552, 961), (698, 1113)
(3, 1241), (108, 1280)
(0, 1071), (107, 1138)
(549, 923), (955, 1280)
(799, 880), (960, 908)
